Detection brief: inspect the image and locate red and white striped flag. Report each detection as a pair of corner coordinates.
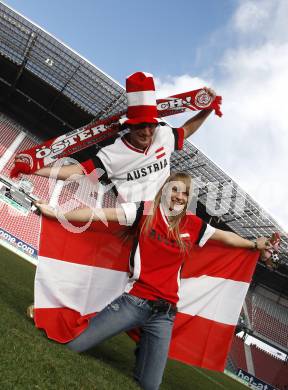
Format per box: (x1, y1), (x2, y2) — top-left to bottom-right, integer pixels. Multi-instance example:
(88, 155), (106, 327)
(34, 217), (259, 371)
(155, 147), (166, 160)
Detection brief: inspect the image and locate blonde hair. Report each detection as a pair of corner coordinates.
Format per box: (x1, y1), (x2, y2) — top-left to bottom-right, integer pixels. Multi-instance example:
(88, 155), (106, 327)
(141, 171), (192, 252)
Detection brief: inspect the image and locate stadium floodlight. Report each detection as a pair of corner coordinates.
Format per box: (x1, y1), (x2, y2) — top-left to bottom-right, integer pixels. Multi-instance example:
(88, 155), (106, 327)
(45, 58), (54, 67)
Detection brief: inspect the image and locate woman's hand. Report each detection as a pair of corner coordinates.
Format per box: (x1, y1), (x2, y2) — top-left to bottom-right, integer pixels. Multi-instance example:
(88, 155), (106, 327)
(34, 200), (57, 219)
(255, 237), (273, 251)
(257, 236), (280, 271)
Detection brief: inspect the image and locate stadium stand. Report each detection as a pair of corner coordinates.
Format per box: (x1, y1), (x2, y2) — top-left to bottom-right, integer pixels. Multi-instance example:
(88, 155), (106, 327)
(0, 113), (20, 155)
(0, 2), (287, 386)
(229, 336), (288, 389)
(245, 289), (288, 351)
(0, 111), (97, 253)
(0, 113), (55, 253)
(250, 344), (288, 390)
(229, 336), (248, 372)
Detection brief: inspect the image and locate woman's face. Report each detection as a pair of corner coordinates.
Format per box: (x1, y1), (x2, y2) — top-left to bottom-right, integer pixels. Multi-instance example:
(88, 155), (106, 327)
(170, 182), (189, 211)
(161, 179), (190, 216)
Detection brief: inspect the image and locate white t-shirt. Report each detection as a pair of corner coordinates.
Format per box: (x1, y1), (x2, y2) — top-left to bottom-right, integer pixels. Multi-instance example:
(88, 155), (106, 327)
(81, 124), (184, 202)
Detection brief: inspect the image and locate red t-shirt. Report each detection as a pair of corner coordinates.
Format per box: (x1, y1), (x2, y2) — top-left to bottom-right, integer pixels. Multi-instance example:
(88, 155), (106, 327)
(123, 202), (215, 304)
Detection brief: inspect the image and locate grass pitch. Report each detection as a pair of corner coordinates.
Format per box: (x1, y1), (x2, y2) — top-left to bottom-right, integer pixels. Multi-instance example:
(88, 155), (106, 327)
(0, 243), (247, 389)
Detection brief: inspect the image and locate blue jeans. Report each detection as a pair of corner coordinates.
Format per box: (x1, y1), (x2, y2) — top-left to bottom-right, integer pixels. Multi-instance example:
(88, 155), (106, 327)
(67, 293), (176, 390)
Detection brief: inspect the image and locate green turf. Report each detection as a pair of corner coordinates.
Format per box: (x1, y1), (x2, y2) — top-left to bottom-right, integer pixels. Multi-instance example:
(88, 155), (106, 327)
(0, 243), (248, 389)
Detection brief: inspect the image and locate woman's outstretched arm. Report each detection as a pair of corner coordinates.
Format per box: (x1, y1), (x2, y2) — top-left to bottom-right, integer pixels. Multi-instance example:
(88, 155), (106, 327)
(35, 201), (125, 223)
(210, 229), (271, 251)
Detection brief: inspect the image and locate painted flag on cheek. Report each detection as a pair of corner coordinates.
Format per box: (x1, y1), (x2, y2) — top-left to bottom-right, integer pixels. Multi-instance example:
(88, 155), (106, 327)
(34, 217), (259, 372)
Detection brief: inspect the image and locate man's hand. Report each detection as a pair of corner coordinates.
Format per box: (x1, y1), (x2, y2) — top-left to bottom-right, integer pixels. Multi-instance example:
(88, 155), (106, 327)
(202, 87), (216, 102)
(35, 200), (57, 219)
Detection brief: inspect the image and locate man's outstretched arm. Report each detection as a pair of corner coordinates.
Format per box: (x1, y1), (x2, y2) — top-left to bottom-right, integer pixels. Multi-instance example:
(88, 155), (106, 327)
(182, 87), (216, 139)
(35, 164), (84, 180)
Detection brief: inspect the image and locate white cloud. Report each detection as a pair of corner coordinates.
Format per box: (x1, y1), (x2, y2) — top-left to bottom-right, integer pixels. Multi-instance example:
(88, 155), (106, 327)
(155, 75), (207, 98)
(233, 0), (272, 34)
(156, 0), (288, 232)
(232, 0), (288, 43)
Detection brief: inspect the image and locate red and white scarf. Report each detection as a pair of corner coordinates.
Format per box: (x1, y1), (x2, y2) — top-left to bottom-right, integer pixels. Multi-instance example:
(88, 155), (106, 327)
(11, 89), (222, 177)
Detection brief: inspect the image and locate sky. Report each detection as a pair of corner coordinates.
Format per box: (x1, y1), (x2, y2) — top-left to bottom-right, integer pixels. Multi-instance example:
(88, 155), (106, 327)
(2, 0), (288, 232)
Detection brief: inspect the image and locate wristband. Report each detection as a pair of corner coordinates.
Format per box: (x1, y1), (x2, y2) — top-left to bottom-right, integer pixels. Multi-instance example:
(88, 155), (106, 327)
(120, 202), (137, 226)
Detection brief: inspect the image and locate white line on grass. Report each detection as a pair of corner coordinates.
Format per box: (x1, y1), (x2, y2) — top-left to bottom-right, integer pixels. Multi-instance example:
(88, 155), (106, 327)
(193, 366), (231, 389)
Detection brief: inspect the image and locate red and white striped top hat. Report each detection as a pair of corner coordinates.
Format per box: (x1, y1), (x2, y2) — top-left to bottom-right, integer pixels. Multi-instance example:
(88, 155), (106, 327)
(120, 72), (163, 126)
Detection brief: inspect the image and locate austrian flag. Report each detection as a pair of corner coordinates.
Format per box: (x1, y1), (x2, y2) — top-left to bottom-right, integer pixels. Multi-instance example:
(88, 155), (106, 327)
(155, 147), (166, 160)
(34, 216), (259, 372)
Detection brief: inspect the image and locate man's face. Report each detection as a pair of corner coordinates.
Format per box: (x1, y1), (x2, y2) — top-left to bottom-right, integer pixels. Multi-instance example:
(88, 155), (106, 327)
(128, 123), (157, 150)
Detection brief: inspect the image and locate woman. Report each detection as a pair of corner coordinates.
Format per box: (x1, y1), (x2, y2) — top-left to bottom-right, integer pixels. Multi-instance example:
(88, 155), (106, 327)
(36, 172), (271, 390)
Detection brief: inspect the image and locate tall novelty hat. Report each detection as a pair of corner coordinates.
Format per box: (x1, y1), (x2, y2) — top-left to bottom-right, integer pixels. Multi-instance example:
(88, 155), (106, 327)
(120, 72), (164, 126)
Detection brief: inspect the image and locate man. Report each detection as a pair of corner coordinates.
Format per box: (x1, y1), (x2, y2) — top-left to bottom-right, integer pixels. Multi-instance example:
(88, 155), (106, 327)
(26, 71), (217, 318)
(34, 72), (216, 202)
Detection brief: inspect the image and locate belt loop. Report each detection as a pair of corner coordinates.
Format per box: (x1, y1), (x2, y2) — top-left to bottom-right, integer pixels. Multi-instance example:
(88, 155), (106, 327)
(166, 303), (171, 314)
